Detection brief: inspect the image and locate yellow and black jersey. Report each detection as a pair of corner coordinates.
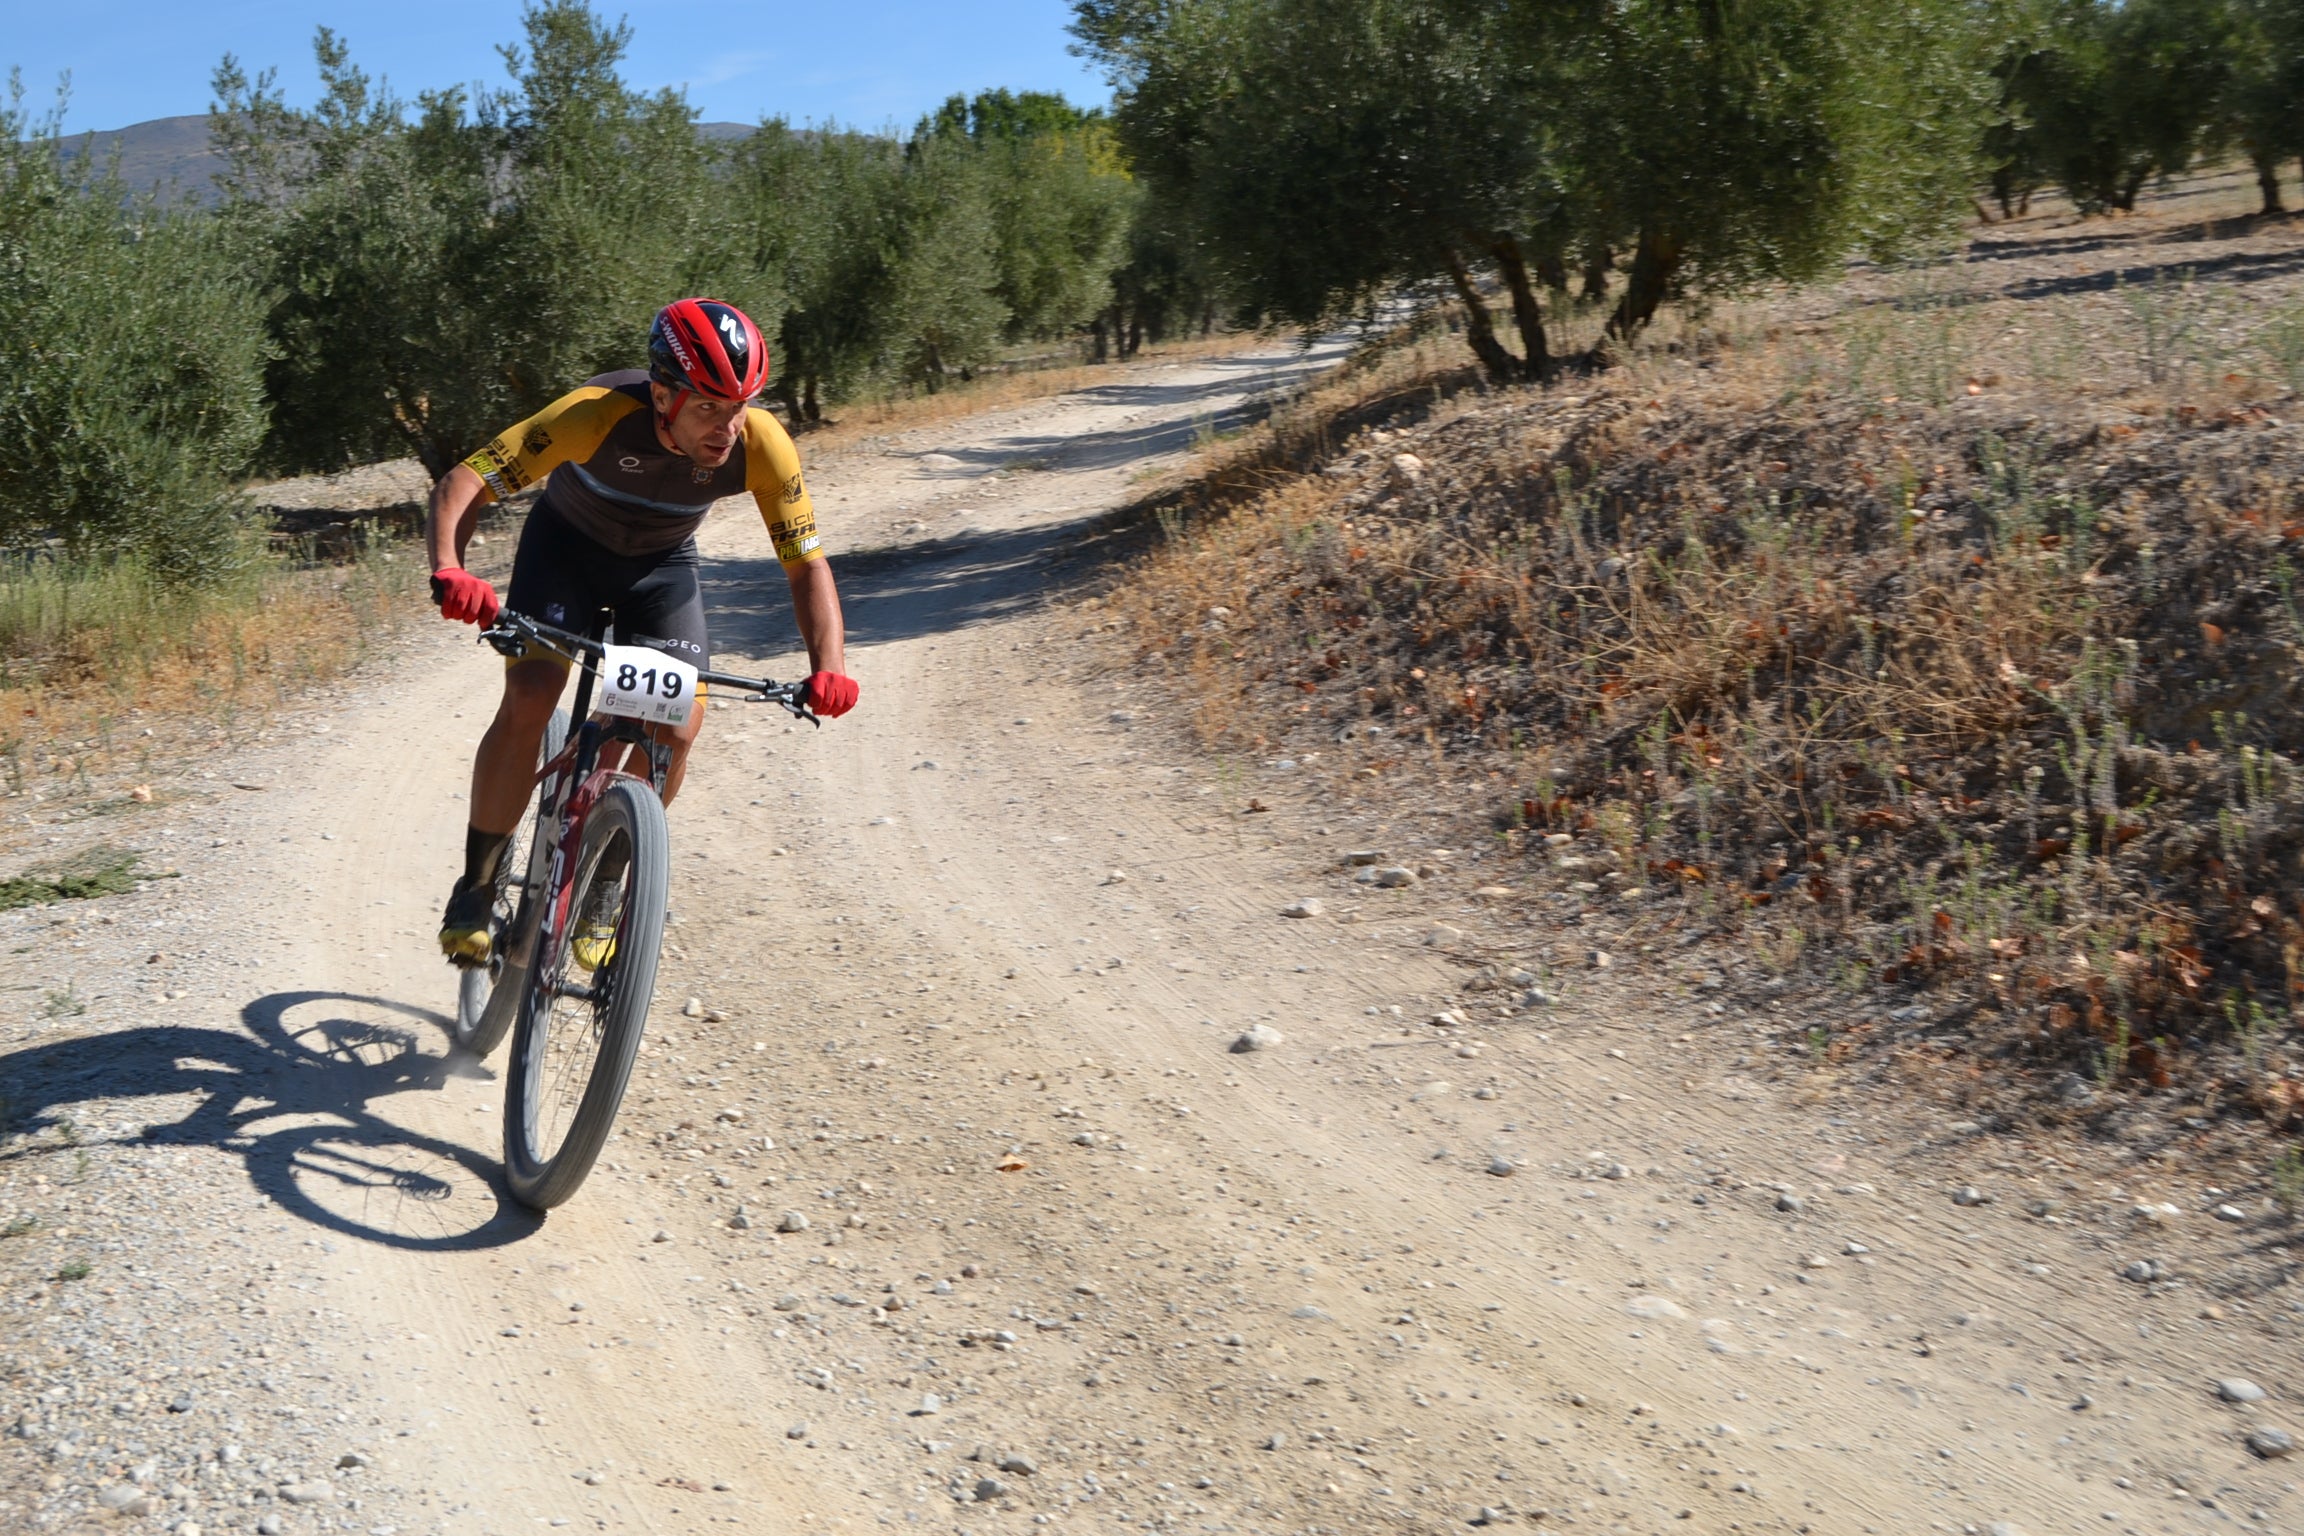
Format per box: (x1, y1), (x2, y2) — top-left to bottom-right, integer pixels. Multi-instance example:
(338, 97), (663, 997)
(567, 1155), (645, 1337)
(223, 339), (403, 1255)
(461, 370), (822, 567)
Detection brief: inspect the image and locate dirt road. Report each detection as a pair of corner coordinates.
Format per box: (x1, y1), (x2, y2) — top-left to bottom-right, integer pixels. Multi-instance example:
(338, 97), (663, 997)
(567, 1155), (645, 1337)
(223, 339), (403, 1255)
(3, 336), (2299, 1536)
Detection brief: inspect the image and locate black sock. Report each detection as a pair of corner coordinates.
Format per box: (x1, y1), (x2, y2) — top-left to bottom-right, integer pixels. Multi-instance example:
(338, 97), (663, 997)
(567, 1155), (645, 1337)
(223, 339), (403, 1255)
(464, 825), (513, 887)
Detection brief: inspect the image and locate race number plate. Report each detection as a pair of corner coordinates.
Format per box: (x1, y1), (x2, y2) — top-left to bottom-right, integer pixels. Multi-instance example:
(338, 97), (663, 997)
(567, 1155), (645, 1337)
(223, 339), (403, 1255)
(597, 644), (698, 726)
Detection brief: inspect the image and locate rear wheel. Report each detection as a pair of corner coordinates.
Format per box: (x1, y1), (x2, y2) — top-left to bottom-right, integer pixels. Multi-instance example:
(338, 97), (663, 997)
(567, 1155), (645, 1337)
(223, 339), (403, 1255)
(502, 775), (669, 1210)
(455, 708), (569, 1057)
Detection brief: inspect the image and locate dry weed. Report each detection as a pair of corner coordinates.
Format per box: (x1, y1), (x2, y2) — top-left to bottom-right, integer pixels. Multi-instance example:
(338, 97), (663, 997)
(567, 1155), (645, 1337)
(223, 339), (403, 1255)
(1111, 193), (2304, 1127)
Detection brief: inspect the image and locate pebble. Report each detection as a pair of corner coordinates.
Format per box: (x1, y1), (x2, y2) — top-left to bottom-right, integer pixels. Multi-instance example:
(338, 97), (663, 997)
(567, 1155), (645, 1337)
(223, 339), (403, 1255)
(682, 997), (705, 1018)
(915, 1394), (943, 1416)
(1341, 849), (1386, 866)
(1372, 867), (1417, 888)
(652, 1228), (674, 1243)
(2246, 1426), (2296, 1458)
(778, 1211), (811, 1233)
(1518, 987), (1558, 1006)
(280, 1480), (334, 1504)
(788, 1423), (809, 1440)
(1100, 870), (1128, 885)
(1625, 1295), (1685, 1319)
(1486, 1156), (1516, 1177)
(1775, 1192), (1805, 1214)
(1952, 1186), (1989, 1206)
(1263, 1433), (1287, 1451)
(1425, 924), (1465, 946)
(997, 1454), (1038, 1475)
(1232, 1024), (1285, 1053)
(1801, 1254), (1833, 1270)
(2217, 1379), (2267, 1404)
(258, 1519), (285, 1536)
(2215, 1203), (2247, 1223)
(728, 1207), (753, 1230)
(2122, 1258), (2166, 1283)
(99, 1486), (154, 1515)
(1290, 1305), (1330, 1321)
(1473, 1086), (1499, 1100)
(974, 1477), (1009, 1502)
(1587, 949), (1612, 969)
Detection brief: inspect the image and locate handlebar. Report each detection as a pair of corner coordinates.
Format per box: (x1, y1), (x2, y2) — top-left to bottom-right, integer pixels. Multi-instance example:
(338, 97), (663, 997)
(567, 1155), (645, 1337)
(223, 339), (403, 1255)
(481, 610), (820, 726)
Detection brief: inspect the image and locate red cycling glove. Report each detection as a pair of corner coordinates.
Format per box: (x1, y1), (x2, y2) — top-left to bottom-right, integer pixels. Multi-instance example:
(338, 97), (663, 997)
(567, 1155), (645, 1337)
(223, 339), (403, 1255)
(805, 671), (860, 718)
(430, 569), (501, 626)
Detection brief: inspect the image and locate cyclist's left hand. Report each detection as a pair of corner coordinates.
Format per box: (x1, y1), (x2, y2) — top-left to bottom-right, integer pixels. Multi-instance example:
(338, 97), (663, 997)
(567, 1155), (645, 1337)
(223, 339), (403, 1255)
(804, 671), (860, 718)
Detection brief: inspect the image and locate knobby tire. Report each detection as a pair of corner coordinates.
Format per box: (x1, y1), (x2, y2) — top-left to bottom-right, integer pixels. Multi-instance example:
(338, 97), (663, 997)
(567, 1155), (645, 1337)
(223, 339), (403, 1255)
(502, 774), (670, 1210)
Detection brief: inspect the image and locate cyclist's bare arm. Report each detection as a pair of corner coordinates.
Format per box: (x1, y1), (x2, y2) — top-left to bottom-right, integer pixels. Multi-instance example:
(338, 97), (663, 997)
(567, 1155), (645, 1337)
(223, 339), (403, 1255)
(426, 464), (490, 577)
(788, 557), (847, 678)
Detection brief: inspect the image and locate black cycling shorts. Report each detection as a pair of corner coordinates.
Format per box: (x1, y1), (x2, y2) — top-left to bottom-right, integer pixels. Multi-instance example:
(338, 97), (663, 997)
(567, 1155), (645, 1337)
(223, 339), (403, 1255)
(504, 498), (711, 671)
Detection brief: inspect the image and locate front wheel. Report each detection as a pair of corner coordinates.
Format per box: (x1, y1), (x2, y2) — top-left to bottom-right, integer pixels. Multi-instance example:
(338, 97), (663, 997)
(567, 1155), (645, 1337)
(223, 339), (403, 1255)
(502, 774), (669, 1210)
(455, 707), (570, 1057)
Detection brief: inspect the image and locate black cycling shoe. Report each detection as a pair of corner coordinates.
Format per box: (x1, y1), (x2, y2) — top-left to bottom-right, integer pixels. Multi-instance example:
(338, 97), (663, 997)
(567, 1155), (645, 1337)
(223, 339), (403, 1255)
(438, 875), (496, 968)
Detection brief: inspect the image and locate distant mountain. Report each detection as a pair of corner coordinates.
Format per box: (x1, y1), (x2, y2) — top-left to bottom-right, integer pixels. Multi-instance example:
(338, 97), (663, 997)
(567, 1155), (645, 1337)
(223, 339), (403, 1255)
(57, 115), (222, 203)
(52, 115), (761, 204)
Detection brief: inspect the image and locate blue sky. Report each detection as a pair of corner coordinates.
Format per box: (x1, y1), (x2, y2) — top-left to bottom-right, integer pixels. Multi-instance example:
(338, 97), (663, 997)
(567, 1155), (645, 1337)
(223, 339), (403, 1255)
(8, 0), (1112, 134)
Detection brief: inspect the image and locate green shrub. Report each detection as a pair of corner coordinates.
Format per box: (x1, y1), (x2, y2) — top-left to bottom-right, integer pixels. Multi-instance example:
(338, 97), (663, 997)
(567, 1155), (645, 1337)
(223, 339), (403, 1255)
(0, 77), (269, 581)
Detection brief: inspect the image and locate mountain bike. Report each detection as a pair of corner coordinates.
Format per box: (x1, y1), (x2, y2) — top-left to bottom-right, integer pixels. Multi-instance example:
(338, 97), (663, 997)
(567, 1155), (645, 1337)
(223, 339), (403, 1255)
(462, 609), (816, 1209)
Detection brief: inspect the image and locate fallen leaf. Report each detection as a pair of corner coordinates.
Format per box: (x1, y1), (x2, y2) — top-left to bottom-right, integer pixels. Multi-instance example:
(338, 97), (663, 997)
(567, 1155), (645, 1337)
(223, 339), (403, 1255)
(996, 1156), (1030, 1173)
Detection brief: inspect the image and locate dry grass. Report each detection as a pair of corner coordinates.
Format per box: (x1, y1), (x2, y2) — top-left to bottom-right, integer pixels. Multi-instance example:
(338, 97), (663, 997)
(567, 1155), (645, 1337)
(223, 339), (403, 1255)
(1105, 165), (2304, 1138)
(0, 539), (423, 807)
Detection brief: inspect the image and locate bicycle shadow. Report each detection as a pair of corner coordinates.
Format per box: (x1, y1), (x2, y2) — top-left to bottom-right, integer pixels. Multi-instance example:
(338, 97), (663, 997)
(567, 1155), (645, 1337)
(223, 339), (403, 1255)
(0, 990), (540, 1252)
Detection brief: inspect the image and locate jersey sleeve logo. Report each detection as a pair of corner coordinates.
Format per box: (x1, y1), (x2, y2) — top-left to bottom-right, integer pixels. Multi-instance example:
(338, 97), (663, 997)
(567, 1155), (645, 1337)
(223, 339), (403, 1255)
(466, 438), (532, 499)
(782, 472), (806, 504)
(769, 510), (821, 565)
(522, 425), (553, 457)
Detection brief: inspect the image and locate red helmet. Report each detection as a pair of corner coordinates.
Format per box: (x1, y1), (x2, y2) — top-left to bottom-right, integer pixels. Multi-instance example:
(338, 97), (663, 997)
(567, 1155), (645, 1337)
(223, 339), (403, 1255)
(648, 298), (767, 407)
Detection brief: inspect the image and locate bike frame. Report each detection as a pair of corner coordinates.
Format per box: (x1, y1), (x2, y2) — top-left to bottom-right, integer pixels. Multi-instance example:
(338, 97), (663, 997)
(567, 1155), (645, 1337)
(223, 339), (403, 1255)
(482, 610), (814, 978)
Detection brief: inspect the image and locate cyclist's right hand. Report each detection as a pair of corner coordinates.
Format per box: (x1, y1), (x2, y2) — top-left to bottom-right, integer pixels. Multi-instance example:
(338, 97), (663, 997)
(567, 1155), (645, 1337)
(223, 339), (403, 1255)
(430, 568), (501, 626)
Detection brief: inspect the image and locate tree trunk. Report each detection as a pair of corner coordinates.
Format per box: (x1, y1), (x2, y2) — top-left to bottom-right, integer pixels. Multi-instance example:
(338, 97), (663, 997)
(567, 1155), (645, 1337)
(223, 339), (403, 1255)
(1580, 243), (1614, 301)
(1443, 246), (1521, 385)
(1490, 236), (1550, 381)
(1124, 313), (1144, 358)
(1601, 228), (1685, 345)
(1090, 314), (1110, 364)
(802, 373), (820, 424)
(1534, 251), (1569, 292)
(2255, 153), (2286, 216)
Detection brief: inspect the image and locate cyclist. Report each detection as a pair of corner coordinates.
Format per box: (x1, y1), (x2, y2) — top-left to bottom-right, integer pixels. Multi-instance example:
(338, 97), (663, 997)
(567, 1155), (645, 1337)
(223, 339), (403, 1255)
(424, 298), (859, 966)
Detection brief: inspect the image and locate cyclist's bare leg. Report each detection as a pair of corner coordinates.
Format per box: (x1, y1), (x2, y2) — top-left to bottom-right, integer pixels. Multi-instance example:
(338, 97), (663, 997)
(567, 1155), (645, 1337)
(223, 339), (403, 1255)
(470, 659), (569, 834)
